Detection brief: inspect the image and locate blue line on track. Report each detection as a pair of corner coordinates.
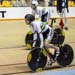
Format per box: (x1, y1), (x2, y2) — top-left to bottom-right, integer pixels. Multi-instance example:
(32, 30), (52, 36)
(33, 69), (75, 75)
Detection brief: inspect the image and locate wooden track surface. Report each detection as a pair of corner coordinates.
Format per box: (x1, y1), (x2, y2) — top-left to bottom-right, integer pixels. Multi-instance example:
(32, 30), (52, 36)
(0, 19), (75, 75)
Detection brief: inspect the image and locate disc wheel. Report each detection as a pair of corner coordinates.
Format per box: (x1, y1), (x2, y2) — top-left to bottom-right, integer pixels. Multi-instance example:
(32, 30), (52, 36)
(51, 28), (65, 46)
(27, 48), (47, 72)
(25, 31), (40, 49)
(25, 31), (33, 49)
(57, 44), (74, 67)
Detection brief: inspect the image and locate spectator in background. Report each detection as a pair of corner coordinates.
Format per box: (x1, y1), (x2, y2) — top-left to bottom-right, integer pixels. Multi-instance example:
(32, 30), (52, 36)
(31, 0), (42, 20)
(48, 0), (54, 6)
(44, 0), (49, 6)
(0, 0), (3, 5)
(57, 0), (69, 30)
(72, 0), (75, 6)
(48, 0), (56, 28)
(31, 0), (50, 24)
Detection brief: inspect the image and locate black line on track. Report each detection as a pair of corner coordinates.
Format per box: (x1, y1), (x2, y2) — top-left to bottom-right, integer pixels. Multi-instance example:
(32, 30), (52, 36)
(0, 62), (27, 67)
(1, 71), (32, 75)
(0, 45), (26, 49)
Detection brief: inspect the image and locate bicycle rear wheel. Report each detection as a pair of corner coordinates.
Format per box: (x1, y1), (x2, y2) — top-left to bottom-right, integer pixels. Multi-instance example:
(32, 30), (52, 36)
(57, 44), (74, 67)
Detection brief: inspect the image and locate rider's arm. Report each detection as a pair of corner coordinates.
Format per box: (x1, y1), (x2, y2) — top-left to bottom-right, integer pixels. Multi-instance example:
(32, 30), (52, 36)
(38, 32), (44, 48)
(38, 7), (43, 21)
(31, 25), (37, 48)
(32, 31), (44, 48)
(32, 9), (35, 16)
(48, 9), (51, 22)
(32, 21), (44, 48)
(36, 22), (44, 48)
(32, 31), (37, 47)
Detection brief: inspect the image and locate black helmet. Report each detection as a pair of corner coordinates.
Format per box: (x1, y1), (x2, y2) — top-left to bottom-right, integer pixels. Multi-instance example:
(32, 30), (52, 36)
(25, 14), (35, 22)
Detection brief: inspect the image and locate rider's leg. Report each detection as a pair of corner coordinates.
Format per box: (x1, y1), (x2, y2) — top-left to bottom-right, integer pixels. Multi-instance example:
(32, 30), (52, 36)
(44, 40), (60, 65)
(43, 28), (60, 64)
(45, 28), (60, 60)
(45, 42), (60, 60)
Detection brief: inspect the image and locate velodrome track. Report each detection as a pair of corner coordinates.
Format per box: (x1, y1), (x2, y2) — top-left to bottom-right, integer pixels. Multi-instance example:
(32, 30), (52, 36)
(0, 19), (75, 75)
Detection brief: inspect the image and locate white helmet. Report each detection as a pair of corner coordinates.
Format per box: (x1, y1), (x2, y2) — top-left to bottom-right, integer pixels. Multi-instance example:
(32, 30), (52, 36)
(32, 1), (38, 6)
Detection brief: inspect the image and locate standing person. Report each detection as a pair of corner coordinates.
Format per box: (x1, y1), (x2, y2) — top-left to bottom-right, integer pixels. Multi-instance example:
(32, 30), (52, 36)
(72, 0), (75, 6)
(31, 0), (51, 25)
(0, 0), (3, 5)
(48, 0), (57, 28)
(25, 14), (60, 65)
(31, 0), (43, 20)
(48, 0), (54, 6)
(57, 0), (69, 30)
(44, 0), (50, 6)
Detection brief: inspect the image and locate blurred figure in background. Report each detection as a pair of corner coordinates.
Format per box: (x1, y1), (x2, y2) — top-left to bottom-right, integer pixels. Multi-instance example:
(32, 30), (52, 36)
(0, 0), (3, 5)
(72, 0), (75, 6)
(57, 0), (69, 30)
(48, 0), (54, 6)
(31, 0), (50, 25)
(44, 0), (49, 6)
(48, 0), (56, 28)
(31, 0), (42, 20)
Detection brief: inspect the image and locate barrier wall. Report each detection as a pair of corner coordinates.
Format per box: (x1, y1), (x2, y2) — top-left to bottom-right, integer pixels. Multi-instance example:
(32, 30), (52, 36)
(0, 7), (75, 20)
(0, 7), (32, 19)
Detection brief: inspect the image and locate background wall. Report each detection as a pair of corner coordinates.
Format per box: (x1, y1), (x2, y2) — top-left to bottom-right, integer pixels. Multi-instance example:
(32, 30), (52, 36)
(0, 7), (75, 20)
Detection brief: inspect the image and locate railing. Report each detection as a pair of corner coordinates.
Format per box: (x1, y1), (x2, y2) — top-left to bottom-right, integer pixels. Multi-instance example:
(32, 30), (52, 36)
(0, 0), (75, 7)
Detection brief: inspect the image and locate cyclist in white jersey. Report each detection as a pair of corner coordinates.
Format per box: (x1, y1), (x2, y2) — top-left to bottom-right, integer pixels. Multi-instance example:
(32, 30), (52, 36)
(31, 1), (50, 24)
(25, 14), (60, 64)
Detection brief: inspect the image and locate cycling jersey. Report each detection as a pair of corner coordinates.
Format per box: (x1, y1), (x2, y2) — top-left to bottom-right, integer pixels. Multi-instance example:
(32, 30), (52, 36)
(32, 7), (43, 20)
(30, 20), (53, 48)
(32, 7), (50, 23)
